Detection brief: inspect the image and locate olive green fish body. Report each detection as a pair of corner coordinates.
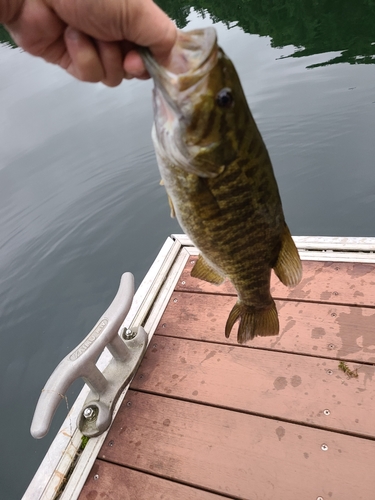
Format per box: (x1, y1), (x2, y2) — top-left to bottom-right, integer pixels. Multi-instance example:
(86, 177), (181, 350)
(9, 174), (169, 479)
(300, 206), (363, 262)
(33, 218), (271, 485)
(162, 140), (281, 302)
(141, 28), (302, 343)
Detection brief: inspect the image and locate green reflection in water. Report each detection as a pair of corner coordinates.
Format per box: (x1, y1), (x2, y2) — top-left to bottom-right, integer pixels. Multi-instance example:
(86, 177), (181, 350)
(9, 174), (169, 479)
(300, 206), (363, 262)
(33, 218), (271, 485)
(2, 1), (375, 66)
(156, 0), (375, 67)
(0, 24), (16, 47)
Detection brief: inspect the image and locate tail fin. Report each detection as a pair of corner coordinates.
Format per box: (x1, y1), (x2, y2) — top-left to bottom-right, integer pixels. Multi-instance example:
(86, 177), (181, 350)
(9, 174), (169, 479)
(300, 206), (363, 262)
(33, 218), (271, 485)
(274, 224), (302, 286)
(225, 301), (279, 344)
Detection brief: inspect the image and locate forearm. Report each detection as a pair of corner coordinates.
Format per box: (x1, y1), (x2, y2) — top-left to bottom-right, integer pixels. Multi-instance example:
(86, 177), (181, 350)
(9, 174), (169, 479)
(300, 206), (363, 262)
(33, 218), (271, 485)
(0, 0), (24, 24)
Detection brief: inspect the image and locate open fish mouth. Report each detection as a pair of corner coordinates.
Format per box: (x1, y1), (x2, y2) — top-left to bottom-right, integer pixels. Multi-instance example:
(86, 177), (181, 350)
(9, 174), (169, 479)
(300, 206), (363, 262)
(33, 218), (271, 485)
(139, 28), (218, 92)
(140, 27), (232, 177)
(139, 27), (221, 172)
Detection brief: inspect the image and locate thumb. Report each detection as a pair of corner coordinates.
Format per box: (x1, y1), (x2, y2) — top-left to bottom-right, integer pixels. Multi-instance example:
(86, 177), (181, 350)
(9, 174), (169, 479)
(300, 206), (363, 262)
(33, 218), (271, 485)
(49, 0), (177, 60)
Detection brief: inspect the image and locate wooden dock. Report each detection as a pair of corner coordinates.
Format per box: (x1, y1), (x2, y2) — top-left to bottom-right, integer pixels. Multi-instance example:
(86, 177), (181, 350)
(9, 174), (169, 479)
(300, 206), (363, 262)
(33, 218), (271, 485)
(75, 237), (375, 500)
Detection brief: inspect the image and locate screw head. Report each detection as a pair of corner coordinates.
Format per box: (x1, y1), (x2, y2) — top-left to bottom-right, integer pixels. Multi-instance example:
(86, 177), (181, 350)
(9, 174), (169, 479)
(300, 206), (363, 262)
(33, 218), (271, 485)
(173, 298), (178, 303)
(328, 344), (335, 350)
(123, 328), (137, 340)
(327, 369), (333, 375)
(83, 406), (97, 420)
(93, 474), (99, 480)
(321, 444), (328, 451)
(317, 497), (324, 500)
(323, 409), (330, 416)
(181, 281), (186, 285)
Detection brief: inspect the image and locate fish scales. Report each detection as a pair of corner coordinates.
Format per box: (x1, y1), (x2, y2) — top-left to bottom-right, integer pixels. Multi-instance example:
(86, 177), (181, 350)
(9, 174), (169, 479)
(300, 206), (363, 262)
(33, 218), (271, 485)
(140, 27), (302, 343)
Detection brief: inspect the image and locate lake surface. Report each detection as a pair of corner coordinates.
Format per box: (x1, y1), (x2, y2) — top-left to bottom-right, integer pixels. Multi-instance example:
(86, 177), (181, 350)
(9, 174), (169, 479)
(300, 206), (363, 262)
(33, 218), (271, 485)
(1, 3), (375, 498)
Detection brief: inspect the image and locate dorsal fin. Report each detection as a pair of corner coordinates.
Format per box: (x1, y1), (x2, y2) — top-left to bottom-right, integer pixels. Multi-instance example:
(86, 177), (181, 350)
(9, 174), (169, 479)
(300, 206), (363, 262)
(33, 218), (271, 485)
(273, 224), (302, 286)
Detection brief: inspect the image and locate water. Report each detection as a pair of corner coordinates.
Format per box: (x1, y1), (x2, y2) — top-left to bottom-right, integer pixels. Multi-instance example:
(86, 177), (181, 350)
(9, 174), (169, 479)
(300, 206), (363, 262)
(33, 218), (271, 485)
(1, 3), (375, 498)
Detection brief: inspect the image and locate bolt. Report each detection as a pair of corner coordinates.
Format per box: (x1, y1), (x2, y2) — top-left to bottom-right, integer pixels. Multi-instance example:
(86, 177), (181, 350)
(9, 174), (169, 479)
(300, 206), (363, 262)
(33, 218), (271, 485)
(108, 440), (114, 447)
(190, 260), (195, 264)
(331, 312), (337, 317)
(323, 409), (330, 416)
(328, 344), (335, 350)
(93, 474), (99, 480)
(321, 444), (328, 451)
(317, 497), (324, 500)
(123, 328), (137, 340)
(173, 298), (178, 303)
(181, 281), (186, 285)
(126, 401), (132, 407)
(327, 369), (333, 375)
(83, 406), (97, 421)
(162, 323), (166, 328)
(333, 291), (339, 296)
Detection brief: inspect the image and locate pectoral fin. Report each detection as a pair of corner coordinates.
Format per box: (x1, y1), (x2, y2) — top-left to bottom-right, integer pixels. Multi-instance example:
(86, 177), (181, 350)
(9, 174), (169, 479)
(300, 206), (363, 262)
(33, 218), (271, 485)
(167, 195), (176, 218)
(273, 224), (302, 286)
(159, 179), (176, 218)
(191, 255), (225, 285)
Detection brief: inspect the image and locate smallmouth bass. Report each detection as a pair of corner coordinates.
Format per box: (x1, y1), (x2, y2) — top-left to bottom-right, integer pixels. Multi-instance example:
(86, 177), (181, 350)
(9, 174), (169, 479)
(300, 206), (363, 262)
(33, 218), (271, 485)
(140, 28), (302, 344)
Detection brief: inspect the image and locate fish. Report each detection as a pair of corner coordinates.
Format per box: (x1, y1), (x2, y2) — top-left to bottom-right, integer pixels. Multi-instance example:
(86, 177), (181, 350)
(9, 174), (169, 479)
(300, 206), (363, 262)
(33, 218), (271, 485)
(139, 28), (302, 344)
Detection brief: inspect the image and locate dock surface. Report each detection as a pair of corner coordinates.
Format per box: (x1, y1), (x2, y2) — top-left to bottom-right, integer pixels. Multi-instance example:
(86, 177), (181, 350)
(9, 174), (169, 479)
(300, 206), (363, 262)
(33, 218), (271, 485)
(79, 255), (375, 499)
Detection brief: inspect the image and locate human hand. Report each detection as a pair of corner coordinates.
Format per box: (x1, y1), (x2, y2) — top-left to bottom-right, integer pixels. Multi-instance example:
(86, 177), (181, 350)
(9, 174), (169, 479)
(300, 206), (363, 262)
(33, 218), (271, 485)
(2, 0), (177, 86)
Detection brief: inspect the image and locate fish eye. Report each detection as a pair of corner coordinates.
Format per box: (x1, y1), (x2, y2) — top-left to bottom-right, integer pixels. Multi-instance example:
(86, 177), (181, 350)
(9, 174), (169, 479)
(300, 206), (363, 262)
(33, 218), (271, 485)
(215, 88), (234, 108)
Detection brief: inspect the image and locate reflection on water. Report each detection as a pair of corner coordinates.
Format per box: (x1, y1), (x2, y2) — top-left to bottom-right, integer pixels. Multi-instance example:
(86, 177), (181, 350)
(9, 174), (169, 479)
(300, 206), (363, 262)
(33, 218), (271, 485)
(156, 0), (375, 67)
(0, 43), (180, 499)
(0, 4), (375, 499)
(3, 0), (375, 67)
(0, 24), (15, 47)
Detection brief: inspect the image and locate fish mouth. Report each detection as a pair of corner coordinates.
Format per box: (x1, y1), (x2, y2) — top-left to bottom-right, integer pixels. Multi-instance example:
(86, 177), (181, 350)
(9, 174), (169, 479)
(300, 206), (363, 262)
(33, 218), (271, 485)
(140, 28), (220, 175)
(139, 28), (218, 92)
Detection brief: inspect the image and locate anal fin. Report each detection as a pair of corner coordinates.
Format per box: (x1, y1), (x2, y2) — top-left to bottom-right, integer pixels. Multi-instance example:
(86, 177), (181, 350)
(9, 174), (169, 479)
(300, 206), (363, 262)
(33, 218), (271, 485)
(191, 255), (225, 285)
(274, 223), (302, 286)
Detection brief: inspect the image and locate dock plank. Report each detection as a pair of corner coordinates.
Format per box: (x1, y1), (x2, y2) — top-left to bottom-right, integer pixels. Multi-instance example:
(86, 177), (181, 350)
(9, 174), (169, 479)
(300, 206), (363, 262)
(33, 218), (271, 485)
(79, 460), (224, 499)
(78, 255), (375, 499)
(155, 291), (375, 362)
(131, 335), (375, 437)
(100, 391), (375, 500)
(177, 259), (375, 307)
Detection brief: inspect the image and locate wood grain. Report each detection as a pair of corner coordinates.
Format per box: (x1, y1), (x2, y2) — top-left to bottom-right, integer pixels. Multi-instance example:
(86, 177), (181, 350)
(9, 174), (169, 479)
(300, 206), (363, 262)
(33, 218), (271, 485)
(131, 335), (375, 437)
(155, 291), (375, 362)
(177, 259), (375, 307)
(100, 391), (375, 500)
(79, 460), (224, 499)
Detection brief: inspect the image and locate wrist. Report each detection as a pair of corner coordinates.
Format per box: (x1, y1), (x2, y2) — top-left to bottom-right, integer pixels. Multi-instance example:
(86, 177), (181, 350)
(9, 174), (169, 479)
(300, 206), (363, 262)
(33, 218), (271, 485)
(1, 0), (25, 24)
